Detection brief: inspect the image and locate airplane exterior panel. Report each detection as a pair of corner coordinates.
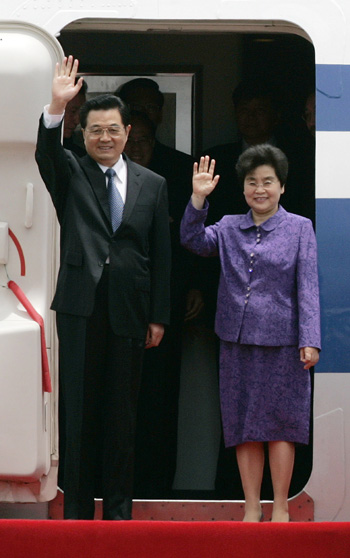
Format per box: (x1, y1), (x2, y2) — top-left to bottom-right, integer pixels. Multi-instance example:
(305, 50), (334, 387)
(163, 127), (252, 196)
(0, 21), (63, 501)
(0, 0), (350, 520)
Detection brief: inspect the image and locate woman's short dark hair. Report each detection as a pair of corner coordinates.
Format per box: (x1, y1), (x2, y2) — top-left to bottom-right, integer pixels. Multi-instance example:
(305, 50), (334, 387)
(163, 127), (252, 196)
(235, 144), (289, 187)
(80, 94), (130, 129)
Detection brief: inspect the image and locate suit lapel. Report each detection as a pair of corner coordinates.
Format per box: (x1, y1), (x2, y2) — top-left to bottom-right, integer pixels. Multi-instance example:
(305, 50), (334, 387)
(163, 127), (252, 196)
(122, 155), (142, 225)
(78, 155), (111, 224)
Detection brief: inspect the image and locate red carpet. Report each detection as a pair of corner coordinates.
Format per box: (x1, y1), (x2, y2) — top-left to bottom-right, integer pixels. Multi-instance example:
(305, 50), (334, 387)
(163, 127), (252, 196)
(0, 520), (349, 558)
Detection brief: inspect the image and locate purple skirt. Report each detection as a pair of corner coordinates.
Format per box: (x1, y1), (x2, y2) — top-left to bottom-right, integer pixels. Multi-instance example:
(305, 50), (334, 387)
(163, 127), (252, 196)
(219, 342), (311, 448)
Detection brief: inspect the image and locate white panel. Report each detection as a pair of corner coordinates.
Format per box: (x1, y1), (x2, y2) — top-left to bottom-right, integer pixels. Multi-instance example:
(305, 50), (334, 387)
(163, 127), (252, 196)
(0, 223), (9, 264)
(0, 22), (62, 499)
(0, 22), (63, 314)
(0, 319), (46, 480)
(216, 0), (346, 65)
(305, 408), (345, 521)
(316, 132), (350, 199)
(9, 3), (139, 35)
(0, 0), (348, 64)
(306, 373), (350, 521)
(0, 24), (61, 144)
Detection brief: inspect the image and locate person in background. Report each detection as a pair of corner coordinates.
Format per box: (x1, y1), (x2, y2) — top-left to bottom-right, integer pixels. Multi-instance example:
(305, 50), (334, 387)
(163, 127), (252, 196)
(118, 79), (202, 320)
(35, 57), (171, 520)
(117, 78), (196, 202)
(180, 145), (321, 521)
(123, 110), (156, 168)
(299, 89), (316, 230)
(303, 91), (316, 138)
(124, 111), (202, 497)
(204, 79), (314, 225)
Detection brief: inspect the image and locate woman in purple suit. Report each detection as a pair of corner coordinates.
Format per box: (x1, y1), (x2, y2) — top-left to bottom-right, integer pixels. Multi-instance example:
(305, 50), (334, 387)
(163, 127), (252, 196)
(180, 144), (320, 522)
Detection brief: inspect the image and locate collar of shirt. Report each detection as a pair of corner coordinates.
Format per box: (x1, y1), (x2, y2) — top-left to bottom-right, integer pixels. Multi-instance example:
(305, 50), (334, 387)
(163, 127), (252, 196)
(239, 205), (287, 231)
(98, 155), (127, 203)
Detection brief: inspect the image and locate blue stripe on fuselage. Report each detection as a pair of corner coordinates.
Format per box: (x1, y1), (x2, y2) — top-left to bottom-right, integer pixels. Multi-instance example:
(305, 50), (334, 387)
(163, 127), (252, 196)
(317, 64), (350, 131)
(316, 198), (350, 372)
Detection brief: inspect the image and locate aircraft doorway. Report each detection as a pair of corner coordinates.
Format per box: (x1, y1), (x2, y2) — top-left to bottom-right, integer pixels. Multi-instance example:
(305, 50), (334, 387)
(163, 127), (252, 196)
(58, 24), (315, 504)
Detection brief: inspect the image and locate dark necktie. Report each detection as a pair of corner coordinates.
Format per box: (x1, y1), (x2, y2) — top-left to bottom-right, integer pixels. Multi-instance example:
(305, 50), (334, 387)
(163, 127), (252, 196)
(105, 168), (124, 231)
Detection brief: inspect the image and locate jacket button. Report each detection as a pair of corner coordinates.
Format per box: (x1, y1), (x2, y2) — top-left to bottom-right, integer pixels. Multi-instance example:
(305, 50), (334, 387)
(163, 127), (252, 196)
(98, 261), (104, 267)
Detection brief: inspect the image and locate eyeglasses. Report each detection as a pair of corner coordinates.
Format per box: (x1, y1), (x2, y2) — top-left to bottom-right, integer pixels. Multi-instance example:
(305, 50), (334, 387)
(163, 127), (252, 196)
(85, 126), (125, 137)
(245, 178), (279, 188)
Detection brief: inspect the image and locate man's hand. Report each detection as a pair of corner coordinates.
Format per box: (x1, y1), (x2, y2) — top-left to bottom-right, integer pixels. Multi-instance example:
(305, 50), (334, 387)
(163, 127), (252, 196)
(49, 56), (84, 115)
(145, 323), (165, 348)
(191, 156), (220, 210)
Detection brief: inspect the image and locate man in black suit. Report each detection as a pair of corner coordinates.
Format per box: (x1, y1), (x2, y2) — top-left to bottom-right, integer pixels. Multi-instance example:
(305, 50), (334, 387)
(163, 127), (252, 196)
(35, 57), (171, 520)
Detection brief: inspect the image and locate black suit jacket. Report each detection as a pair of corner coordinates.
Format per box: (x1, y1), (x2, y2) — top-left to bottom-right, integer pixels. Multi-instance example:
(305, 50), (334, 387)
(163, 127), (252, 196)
(36, 117), (171, 339)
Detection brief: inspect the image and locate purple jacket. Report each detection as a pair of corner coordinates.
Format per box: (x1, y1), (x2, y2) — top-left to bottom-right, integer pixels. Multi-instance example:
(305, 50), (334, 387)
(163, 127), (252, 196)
(180, 202), (321, 349)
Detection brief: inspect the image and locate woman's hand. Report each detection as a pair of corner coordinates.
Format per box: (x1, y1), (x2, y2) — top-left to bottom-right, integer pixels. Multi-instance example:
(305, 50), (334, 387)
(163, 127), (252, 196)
(300, 346), (319, 369)
(49, 56), (84, 115)
(191, 156), (220, 209)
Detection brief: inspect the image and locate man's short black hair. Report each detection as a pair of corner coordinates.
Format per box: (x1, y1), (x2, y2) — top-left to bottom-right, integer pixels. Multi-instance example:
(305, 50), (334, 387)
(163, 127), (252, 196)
(116, 78), (164, 109)
(236, 144), (289, 187)
(80, 94), (130, 129)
